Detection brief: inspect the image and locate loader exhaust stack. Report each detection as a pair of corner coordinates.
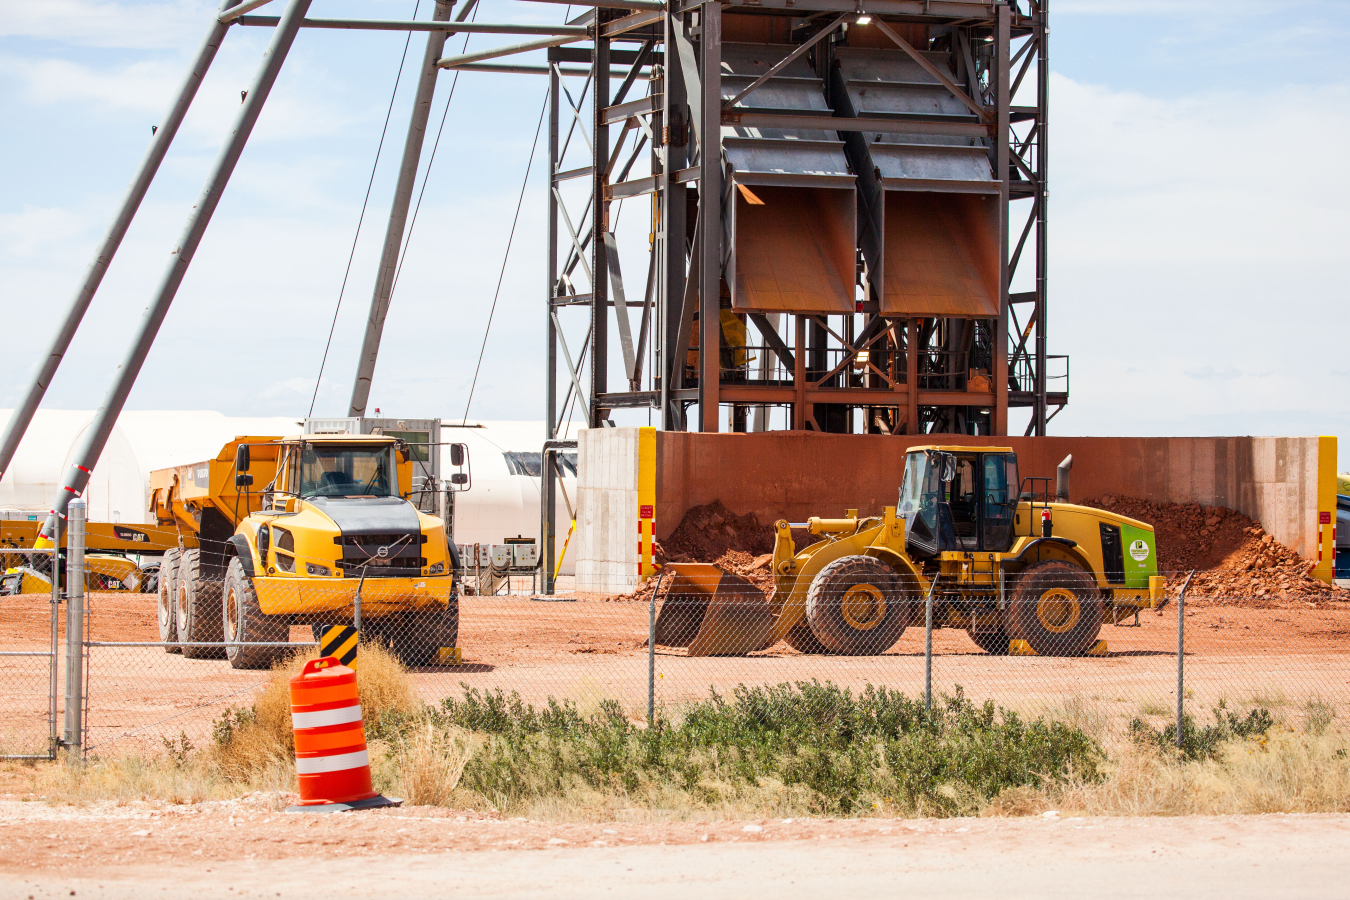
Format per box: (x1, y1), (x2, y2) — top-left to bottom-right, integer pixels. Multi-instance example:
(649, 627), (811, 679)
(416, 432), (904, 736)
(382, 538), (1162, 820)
(1056, 454), (1073, 502)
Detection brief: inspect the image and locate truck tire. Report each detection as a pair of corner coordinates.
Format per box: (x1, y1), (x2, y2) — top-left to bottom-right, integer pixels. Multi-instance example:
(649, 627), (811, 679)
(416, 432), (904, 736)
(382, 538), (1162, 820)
(223, 557), (288, 670)
(176, 549), (225, 659)
(382, 595), (460, 667)
(1006, 560), (1103, 657)
(966, 627), (1011, 655)
(805, 555), (911, 655)
(157, 549), (181, 653)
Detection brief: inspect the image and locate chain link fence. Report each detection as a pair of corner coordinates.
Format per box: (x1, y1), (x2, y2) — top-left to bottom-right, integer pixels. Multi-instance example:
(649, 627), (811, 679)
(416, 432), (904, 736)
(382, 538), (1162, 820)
(4, 530), (1346, 758)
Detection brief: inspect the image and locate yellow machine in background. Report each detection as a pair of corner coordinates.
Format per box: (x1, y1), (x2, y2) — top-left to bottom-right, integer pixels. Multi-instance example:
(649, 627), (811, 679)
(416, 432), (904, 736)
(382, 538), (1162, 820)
(150, 432), (468, 669)
(657, 446), (1164, 658)
(1, 519), (184, 596)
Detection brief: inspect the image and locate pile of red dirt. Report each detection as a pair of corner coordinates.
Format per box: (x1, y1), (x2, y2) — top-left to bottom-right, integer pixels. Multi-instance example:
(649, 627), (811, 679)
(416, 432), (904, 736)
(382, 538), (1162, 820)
(655, 500), (776, 566)
(1083, 496), (1348, 606)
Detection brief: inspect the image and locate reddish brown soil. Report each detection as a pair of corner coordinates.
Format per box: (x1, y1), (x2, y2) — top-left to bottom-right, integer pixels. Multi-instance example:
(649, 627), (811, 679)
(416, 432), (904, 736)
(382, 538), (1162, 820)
(1084, 497), (1349, 607)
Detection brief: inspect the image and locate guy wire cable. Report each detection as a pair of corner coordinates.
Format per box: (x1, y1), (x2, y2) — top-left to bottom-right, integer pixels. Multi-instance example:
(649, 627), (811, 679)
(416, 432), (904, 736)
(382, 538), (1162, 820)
(308, 0), (424, 418)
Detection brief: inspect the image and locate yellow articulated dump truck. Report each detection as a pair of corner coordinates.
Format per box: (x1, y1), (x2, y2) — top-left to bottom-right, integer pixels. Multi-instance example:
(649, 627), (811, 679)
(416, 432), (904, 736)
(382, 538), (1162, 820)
(151, 431), (468, 669)
(658, 446), (1165, 658)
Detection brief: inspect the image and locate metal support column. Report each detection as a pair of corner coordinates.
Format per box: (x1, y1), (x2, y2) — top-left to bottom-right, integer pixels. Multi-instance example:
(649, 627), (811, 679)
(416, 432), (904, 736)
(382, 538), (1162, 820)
(0, 0), (242, 484)
(62, 499), (85, 754)
(660, 8), (688, 431)
(349, 0), (456, 417)
(589, 27), (611, 426)
(994, 5), (1011, 436)
(1033, 2), (1050, 435)
(696, 0), (721, 433)
(37, 0), (313, 543)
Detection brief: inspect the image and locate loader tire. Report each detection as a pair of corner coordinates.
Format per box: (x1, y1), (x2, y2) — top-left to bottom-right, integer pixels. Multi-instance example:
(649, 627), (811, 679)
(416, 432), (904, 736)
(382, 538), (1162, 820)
(967, 627), (1011, 656)
(1006, 560), (1103, 657)
(223, 557), (288, 670)
(805, 555), (911, 655)
(157, 549), (181, 653)
(784, 618), (831, 654)
(176, 549), (226, 659)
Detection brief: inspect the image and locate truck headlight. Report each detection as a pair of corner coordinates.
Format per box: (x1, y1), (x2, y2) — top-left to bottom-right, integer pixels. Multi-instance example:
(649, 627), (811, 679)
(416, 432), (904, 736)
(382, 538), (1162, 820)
(306, 563), (331, 577)
(429, 561), (445, 575)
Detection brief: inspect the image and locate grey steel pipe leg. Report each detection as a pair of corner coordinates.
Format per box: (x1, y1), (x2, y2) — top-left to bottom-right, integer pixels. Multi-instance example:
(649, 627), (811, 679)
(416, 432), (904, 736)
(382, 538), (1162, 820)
(38, 0), (313, 543)
(349, 0), (457, 417)
(0, 0), (243, 486)
(63, 499), (85, 755)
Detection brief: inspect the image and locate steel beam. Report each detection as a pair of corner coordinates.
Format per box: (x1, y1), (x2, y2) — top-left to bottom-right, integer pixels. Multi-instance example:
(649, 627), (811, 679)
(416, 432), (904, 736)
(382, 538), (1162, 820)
(994, 6), (1010, 436)
(236, 16), (588, 35)
(437, 34), (589, 68)
(0, 0), (241, 487)
(1034, 4), (1050, 435)
(589, 28), (611, 426)
(38, 0), (313, 542)
(697, 1), (721, 433)
(349, 0), (455, 417)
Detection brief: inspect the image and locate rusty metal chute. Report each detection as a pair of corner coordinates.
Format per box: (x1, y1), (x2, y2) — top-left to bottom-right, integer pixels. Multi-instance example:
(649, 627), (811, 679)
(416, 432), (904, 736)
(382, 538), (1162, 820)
(833, 46), (1000, 318)
(722, 43), (857, 314)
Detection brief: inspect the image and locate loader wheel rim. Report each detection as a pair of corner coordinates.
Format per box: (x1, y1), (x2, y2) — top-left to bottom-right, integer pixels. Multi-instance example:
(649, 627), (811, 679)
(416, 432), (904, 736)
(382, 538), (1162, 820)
(1036, 588), (1081, 634)
(840, 585), (887, 631)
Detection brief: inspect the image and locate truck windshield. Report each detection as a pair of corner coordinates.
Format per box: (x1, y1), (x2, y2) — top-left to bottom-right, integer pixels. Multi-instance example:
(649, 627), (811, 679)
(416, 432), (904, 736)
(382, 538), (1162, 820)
(298, 444), (397, 498)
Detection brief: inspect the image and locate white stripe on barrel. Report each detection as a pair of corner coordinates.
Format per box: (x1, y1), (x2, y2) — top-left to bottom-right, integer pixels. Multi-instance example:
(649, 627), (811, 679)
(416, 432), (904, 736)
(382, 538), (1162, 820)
(294, 749), (370, 775)
(291, 704), (364, 730)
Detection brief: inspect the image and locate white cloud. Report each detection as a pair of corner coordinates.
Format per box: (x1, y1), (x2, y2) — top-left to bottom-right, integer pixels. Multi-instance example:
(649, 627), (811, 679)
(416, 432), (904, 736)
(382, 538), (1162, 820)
(0, 0), (208, 50)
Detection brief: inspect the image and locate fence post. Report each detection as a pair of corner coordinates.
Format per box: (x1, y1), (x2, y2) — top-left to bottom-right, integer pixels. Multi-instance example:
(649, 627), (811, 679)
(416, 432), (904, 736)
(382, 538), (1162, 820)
(647, 572), (663, 725)
(924, 576), (938, 711)
(63, 499), (86, 755)
(48, 542), (60, 757)
(1176, 570), (1194, 750)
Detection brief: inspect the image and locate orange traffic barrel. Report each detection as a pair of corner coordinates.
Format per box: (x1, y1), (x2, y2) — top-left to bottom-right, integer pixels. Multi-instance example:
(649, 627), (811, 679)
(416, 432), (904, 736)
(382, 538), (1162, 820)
(286, 656), (399, 812)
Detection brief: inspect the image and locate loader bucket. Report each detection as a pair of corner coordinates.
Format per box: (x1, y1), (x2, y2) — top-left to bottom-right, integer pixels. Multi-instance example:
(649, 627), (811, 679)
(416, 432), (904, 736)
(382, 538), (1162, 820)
(654, 563), (777, 657)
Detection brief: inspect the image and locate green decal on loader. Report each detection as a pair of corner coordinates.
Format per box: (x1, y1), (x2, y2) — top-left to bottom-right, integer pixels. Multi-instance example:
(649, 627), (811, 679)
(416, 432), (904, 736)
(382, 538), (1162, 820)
(1121, 523), (1156, 588)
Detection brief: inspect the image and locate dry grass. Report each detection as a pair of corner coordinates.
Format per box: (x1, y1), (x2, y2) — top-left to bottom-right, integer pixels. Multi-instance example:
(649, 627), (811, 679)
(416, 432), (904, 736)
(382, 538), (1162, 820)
(37, 643), (427, 805)
(985, 695), (1350, 818)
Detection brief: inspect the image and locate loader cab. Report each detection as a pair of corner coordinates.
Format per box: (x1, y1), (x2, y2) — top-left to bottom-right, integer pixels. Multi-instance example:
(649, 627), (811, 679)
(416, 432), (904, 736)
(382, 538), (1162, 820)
(898, 447), (1018, 557)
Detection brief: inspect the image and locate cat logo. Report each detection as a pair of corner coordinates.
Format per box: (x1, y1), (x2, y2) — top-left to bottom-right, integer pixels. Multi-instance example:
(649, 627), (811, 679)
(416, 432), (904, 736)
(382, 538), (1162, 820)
(112, 526), (149, 544)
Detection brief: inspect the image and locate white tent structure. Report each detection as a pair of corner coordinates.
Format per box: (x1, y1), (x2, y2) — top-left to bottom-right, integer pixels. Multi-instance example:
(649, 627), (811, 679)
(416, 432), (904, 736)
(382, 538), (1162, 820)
(0, 410), (575, 573)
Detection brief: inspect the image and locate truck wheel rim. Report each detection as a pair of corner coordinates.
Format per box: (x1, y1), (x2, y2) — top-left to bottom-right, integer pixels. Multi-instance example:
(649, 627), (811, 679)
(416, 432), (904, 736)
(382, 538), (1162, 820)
(840, 585), (886, 631)
(225, 587), (240, 642)
(1036, 588), (1080, 634)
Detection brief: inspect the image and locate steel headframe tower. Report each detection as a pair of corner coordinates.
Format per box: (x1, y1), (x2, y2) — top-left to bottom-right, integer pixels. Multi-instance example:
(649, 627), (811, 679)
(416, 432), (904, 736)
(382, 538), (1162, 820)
(542, 0), (1058, 441)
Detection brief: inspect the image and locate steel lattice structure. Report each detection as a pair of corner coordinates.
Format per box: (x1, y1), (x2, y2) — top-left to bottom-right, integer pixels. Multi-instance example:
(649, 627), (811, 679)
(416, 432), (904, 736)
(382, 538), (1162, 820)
(543, 0), (1060, 444)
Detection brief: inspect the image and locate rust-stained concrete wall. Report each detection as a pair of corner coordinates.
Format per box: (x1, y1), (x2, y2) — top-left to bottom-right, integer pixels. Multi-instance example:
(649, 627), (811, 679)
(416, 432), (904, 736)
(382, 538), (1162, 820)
(574, 430), (1332, 593)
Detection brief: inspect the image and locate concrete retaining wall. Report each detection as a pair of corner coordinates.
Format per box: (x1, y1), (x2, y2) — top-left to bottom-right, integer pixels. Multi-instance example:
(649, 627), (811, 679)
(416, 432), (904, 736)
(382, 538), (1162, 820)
(574, 429), (1335, 593)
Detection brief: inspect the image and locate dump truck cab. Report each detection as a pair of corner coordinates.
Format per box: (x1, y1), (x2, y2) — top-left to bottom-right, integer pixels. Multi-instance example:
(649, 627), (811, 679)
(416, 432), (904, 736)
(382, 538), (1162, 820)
(658, 445), (1164, 659)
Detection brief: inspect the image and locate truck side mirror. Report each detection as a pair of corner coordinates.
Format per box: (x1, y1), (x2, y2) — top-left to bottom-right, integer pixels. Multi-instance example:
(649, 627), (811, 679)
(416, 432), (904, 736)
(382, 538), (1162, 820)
(235, 444), (250, 472)
(450, 443), (465, 467)
(235, 473), (253, 488)
(450, 473), (468, 485)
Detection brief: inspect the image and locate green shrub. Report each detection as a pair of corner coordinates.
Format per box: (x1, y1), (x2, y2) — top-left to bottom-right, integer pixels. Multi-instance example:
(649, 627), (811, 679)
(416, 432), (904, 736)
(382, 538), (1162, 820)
(1129, 700), (1275, 761)
(439, 681), (1102, 816)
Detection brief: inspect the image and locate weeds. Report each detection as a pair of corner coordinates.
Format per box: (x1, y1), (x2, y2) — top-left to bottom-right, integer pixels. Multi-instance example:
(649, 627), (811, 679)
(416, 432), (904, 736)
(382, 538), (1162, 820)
(1128, 700), (1274, 761)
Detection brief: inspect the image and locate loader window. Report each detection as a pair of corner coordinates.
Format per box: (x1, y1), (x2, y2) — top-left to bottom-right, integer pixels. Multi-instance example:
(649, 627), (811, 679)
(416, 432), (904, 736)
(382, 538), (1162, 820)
(948, 456), (980, 547)
(298, 444), (398, 498)
(981, 453), (1018, 552)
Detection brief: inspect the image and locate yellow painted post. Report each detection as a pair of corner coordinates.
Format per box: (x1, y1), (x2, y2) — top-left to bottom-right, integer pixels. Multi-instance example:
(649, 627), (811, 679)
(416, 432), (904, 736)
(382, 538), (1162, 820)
(1314, 435), (1337, 584)
(637, 426), (657, 581)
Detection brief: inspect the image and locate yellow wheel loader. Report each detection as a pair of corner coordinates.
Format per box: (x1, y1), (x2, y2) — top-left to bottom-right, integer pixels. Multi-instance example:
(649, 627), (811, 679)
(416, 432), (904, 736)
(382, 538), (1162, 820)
(151, 432), (469, 669)
(656, 446), (1165, 658)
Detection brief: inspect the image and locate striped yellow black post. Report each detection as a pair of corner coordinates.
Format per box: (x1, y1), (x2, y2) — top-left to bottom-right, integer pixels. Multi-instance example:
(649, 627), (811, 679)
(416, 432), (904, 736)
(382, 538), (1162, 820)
(318, 625), (359, 669)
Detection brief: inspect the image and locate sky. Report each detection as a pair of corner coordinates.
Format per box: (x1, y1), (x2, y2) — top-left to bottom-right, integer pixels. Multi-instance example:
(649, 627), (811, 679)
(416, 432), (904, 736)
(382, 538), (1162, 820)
(1, 0), (1346, 466)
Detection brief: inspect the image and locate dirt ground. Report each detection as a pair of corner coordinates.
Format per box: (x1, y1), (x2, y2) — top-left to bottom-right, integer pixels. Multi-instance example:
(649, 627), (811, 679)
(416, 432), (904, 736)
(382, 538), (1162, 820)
(0, 798), (1345, 899)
